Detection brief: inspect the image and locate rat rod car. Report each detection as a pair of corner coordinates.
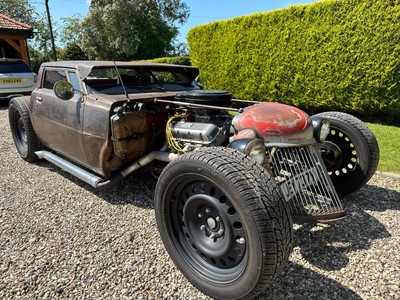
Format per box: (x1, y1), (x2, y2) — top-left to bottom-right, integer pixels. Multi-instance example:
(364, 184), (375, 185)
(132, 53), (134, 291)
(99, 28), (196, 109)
(8, 61), (379, 299)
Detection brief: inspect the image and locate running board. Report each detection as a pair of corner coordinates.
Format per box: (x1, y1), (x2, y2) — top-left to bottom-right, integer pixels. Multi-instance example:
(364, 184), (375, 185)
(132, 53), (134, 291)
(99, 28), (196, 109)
(35, 150), (180, 188)
(35, 151), (108, 188)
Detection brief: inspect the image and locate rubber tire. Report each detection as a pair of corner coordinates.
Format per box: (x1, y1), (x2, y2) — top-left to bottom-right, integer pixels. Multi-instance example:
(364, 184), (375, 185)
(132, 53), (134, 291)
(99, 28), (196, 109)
(314, 111), (379, 196)
(9, 96), (42, 162)
(155, 147), (292, 300)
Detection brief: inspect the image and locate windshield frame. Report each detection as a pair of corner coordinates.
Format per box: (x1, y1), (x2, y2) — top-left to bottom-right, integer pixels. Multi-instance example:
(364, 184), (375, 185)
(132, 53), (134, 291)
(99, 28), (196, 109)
(84, 66), (200, 94)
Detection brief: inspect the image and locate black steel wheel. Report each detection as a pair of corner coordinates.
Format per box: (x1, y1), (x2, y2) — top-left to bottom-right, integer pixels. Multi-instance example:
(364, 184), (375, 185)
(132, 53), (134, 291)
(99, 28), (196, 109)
(9, 96), (42, 162)
(315, 111), (379, 196)
(155, 148), (292, 300)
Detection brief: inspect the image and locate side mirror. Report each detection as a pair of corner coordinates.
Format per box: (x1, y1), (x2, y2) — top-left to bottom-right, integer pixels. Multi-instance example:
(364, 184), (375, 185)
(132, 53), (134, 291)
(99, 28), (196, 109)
(194, 75), (204, 88)
(54, 80), (75, 100)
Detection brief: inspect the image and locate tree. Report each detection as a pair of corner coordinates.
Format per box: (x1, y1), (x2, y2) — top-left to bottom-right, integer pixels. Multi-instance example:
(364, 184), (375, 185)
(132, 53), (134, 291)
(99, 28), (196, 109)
(77, 0), (190, 60)
(169, 41), (189, 56)
(59, 43), (88, 60)
(60, 15), (84, 46)
(0, 0), (36, 25)
(60, 15), (88, 60)
(29, 12), (57, 56)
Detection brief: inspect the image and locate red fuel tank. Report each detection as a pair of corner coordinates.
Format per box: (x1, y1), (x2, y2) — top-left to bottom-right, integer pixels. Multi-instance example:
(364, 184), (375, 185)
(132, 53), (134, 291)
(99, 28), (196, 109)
(232, 102), (314, 143)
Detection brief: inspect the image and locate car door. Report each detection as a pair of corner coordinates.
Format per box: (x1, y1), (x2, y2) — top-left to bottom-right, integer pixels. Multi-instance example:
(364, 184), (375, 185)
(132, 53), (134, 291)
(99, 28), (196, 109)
(31, 67), (87, 163)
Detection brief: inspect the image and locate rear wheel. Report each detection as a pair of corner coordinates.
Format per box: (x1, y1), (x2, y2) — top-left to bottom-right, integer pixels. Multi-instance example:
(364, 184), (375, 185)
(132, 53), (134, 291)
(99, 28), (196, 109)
(9, 96), (42, 162)
(155, 148), (292, 300)
(315, 111), (379, 196)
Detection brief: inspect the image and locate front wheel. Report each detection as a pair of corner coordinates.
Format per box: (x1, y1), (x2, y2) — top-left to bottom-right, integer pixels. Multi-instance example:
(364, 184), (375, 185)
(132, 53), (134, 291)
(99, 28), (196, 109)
(8, 96), (42, 162)
(315, 111), (379, 196)
(155, 148), (292, 300)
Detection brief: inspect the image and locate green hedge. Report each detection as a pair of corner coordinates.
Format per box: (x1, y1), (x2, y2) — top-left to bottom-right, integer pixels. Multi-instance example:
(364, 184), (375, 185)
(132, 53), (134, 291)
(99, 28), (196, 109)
(188, 0), (400, 117)
(140, 56), (191, 66)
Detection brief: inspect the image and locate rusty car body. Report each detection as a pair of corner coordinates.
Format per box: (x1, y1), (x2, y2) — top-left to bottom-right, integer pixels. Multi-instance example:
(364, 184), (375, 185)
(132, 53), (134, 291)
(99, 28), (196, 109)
(8, 61), (379, 300)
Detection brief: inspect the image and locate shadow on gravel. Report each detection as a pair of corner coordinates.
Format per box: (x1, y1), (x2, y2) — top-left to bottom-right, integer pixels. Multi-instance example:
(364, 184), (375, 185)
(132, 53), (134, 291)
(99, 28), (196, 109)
(293, 183), (395, 272)
(350, 183), (400, 212)
(92, 173), (158, 208)
(261, 182), (398, 299)
(0, 102), (9, 111)
(293, 210), (389, 271)
(36, 160), (157, 209)
(261, 262), (363, 300)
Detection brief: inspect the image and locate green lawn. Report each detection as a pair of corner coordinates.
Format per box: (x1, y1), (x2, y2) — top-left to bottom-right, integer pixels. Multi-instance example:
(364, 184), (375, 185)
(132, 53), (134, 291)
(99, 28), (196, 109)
(367, 123), (400, 174)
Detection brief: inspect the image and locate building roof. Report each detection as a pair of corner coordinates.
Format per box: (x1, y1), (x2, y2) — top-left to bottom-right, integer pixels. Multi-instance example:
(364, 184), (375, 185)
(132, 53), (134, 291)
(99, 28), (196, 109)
(0, 13), (32, 35)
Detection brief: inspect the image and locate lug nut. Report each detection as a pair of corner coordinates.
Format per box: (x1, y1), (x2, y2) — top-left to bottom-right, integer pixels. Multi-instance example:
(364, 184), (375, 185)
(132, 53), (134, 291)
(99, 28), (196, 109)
(205, 208), (211, 213)
(216, 216), (221, 222)
(210, 234), (216, 239)
(200, 225), (206, 231)
(198, 212), (203, 218)
(237, 237), (245, 244)
(218, 229), (224, 236)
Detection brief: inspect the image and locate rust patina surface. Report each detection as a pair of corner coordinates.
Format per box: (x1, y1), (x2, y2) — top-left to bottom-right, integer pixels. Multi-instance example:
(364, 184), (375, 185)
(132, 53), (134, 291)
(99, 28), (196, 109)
(232, 102), (313, 143)
(29, 61), (199, 177)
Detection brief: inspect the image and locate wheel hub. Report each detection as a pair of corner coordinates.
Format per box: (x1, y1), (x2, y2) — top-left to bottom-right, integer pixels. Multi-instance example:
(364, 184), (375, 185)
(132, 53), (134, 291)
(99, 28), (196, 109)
(322, 128), (358, 176)
(177, 181), (246, 269)
(183, 195), (233, 258)
(207, 217), (217, 230)
(16, 114), (27, 144)
(200, 213), (225, 240)
(321, 141), (343, 171)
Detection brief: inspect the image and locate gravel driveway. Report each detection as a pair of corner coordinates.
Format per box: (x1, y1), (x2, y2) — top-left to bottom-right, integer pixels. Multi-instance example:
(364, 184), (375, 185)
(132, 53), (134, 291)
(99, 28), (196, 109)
(0, 102), (398, 299)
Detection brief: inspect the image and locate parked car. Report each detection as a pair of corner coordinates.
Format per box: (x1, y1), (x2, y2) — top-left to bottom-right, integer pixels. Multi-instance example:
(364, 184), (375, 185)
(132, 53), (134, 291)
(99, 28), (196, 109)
(8, 61), (379, 299)
(0, 58), (37, 100)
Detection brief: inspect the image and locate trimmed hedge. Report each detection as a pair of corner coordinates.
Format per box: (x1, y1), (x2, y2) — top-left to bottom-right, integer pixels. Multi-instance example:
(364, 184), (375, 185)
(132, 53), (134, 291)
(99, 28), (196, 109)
(188, 0), (400, 116)
(141, 56), (191, 66)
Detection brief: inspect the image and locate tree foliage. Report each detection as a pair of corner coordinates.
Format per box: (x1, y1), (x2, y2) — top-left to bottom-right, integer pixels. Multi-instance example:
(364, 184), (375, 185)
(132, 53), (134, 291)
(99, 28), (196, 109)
(59, 15), (87, 60)
(0, 0), (36, 25)
(69, 0), (190, 60)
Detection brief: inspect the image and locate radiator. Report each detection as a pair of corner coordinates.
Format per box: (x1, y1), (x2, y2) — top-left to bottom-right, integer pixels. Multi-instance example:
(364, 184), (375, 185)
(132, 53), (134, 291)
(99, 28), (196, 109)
(268, 145), (346, 221)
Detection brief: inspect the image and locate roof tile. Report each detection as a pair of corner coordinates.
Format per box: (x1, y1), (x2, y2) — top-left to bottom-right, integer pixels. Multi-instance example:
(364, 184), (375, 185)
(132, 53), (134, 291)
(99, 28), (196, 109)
(0, 13), (32, 31)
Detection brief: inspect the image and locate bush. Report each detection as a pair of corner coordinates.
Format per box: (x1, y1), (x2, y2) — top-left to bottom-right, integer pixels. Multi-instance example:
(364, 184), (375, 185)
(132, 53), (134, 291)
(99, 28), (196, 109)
(188, 0), (400, 117)
(141, 56), (191, 66)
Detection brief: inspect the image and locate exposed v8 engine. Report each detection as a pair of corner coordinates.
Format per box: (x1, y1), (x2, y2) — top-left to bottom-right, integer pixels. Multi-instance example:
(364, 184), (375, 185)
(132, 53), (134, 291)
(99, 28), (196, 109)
(169, 121), (227, 146)
(167, 90), (233, 148)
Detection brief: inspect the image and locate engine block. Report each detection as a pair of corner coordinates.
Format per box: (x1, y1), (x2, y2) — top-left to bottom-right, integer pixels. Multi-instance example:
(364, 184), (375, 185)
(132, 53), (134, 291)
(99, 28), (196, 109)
(169, 121), (226, 146)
